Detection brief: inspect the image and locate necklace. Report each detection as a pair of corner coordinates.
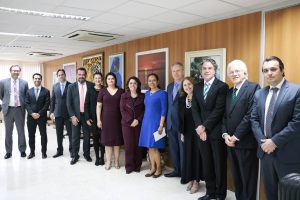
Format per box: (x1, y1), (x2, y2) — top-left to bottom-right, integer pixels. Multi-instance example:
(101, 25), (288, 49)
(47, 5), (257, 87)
(186, 96), (192, 108)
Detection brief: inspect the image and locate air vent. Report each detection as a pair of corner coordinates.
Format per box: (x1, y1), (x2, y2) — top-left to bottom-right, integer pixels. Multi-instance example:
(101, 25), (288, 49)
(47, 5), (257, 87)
(27, 51), (63, 57)
(63, 30), (122, 42)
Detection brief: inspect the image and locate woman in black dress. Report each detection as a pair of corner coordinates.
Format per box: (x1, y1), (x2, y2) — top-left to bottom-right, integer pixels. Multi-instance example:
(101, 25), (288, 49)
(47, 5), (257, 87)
(84, 72), (105, 166)
(97, 72), (124, 170)
(179, 77), (202, 194)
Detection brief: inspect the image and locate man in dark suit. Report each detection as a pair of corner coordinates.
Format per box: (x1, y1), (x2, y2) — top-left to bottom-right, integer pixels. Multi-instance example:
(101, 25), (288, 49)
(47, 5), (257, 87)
(222, 60), (260, 200)
(192, 58), (228, 200)
(251, 56), (300, 200)
(0, 65), (28, 159)
(67, 67), (93, 165)
(25, 73), (50, 159)
(165, 62), (185, 179)
(50, 69), (72, 158)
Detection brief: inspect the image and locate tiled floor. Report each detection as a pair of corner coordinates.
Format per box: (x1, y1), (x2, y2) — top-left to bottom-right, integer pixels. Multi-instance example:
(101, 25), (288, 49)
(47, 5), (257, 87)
(0, 123), (235, 200)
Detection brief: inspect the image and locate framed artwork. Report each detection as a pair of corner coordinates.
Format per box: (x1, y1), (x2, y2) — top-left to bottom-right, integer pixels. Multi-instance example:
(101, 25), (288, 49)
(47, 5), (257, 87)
(136, 48), (168, 92)
(109, 52), (124, 88)
(185, 48), (226, 83)
(63, 62), (76, 83)
(82, 53), (104, 81)
(52, 72), (58, 84)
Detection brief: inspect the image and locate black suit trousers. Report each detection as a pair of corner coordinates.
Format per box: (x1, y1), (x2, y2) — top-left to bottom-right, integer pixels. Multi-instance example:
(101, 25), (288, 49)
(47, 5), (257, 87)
(27, 117), (47, 153)
(55, 116), (72, 153)
(71, 114), (90, 157)
(228, 148), (258, 200)
(198, 138), (227, 198)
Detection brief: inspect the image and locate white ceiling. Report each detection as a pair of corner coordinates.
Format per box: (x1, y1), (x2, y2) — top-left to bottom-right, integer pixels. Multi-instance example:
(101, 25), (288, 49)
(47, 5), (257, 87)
(0, 0), (299, 62)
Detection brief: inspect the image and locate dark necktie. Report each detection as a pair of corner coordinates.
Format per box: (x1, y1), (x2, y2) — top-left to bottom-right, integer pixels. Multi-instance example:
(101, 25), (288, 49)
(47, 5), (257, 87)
(35, 88), (39, 101)
(231, 88), (238, 104)
(265, 87), (279, 138)
(173, 83), (179, 100)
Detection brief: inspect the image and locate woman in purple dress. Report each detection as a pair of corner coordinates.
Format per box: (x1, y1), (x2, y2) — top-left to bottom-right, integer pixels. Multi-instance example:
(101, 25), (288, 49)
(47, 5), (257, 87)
(139, 73), (167, 178)
(120, 76), (145, 174)
(97, 72), (124, 170)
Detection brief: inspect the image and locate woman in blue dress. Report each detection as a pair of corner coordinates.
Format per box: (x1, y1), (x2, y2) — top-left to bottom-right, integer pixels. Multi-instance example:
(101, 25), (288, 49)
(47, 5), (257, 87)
(139, 73), (167, 178)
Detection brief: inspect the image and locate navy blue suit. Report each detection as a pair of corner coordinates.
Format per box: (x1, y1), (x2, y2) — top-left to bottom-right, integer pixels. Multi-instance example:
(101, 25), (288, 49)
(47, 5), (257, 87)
(223, 80), (260, 200)
(251, 80), (300, 200)
(166, 82), (184, 176)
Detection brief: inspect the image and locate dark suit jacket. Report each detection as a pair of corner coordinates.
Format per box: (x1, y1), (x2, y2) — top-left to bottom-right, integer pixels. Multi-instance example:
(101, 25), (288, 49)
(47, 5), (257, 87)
(192, 78), (228, 140)
(50, 81), (71, 118)
(120, 92), (145, 127)
(84, 86), (102, 122)
(222, 80), (260, 149)
(166, 82), (180, 131)
(251, 80), (300, 163)
(66, 81), (94, 121)
(25, 87), (50, 119)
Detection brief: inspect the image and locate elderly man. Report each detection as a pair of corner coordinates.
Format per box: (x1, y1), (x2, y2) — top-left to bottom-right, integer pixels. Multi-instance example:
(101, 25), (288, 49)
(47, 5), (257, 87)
(222, 60), (260, 200)
(192, 58), (228, 200)
(251, 56), (300, 200)
(0, 65), (28, 159)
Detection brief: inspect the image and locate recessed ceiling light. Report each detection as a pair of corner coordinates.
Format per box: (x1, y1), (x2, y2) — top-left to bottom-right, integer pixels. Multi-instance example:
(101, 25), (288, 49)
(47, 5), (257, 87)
(0, 6), (90, 21)
(0, 32), (53, 38)
(0, 44), (31, 48)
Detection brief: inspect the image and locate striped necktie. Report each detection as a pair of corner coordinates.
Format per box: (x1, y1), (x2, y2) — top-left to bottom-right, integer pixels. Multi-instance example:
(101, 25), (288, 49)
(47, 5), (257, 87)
(203, 82), (209, 100)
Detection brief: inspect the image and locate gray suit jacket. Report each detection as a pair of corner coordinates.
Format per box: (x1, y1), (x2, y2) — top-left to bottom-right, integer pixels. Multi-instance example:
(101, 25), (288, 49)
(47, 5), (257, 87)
(166, 82), (179, 131)
(50, 81), (71, 118)
(66, 81), (94, 121)
(251, 80), (300, 163)
(0, 78), (28, 115)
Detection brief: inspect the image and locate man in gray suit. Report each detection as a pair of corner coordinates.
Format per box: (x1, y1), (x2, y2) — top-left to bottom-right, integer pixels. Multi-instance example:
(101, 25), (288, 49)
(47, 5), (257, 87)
(67, 67), (93, 165)
(251, 56), (300, 200)
(50, 69), (72, 158)
(0, 65), (28, 159)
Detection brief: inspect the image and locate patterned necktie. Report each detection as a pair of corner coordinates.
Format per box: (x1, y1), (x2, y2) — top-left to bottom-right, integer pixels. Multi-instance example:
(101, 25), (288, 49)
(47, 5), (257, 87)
(61, 84), (65, 95)
(265, 87), (279, 138)
(173, 82), (179, 100)
(203, 82), (210, 100)
(35, 88), (39, 101)
(231, 88), (238, 104)
(80, 84), (84, 112)
(13, 80), (19, 106)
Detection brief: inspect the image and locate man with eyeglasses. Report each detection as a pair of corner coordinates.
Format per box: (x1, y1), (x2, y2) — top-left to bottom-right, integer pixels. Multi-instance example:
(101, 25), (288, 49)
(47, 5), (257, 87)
(0, 65), (28, 159)
(251, 56), (300, 200)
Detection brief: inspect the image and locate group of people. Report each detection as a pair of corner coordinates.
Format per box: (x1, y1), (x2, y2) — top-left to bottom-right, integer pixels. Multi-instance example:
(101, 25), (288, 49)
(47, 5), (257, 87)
(1, 55), (300, 200)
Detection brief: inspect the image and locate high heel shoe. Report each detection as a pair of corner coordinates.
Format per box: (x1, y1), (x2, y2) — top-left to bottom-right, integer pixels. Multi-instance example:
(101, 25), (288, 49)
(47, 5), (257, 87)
(152, 171), (162, 178)
(105, 161), (111, 170)
(145, 171), (155, 177)
(186, 181), (193, 191)
(190, 182), (199, 194)
(115, 161), (120, 169)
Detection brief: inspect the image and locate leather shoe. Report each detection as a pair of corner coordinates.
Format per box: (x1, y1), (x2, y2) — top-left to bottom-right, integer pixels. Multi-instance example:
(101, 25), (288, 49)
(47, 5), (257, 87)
(145, 171), (155, 177)
(4, 153), (11, 159)
(152, 173), (162, 178)
(53, 152), (63, 158)
(70, 156), (79, 165)
(198, 194), (216, 200)
(42, 153), (47, 159)
(95, 158), (100, 166)
(27, 153), (35, 159)
(164, 172), (180, 178)
(20, 152), (26, 157)
(99, 158), (105, 166)
(84, 155), (92, 162)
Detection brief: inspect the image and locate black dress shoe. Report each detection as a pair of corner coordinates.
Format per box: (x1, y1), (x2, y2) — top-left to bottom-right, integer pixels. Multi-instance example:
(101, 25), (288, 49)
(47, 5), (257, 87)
(42, 153), (47, 159)
(198, 194), (216, 200)
(180, 179), (188, 184)
(70, 156), (79, 165)
(20, 152), (26, 157)
(27, 153), (35, 159)
(53, 152), (63, 158)
(164, 172), (180, 177)
(99, 158), (105, 166)
(95, 158), (100, 166)
(152, 173), (162, 178)
(84, 155), (92, 162)
(126, 171), (133, 174)
(4, 153), (11, 159)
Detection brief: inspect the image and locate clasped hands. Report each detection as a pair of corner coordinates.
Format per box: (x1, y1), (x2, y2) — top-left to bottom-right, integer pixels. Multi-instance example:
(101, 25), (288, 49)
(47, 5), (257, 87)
(261, 139), (277, 154)
(224, 134), (237, 147)
(31, 113), (40, 119)
(196, 125), (207, 141)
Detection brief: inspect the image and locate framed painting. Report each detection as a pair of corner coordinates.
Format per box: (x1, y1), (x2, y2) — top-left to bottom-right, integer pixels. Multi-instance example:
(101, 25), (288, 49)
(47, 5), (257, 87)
(185, 48), (226, 83)
(82, 53), (104, 81)
(109, 52), (124, 88)
(63, 62), (76, 83)
(136, 48), (168, 92)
